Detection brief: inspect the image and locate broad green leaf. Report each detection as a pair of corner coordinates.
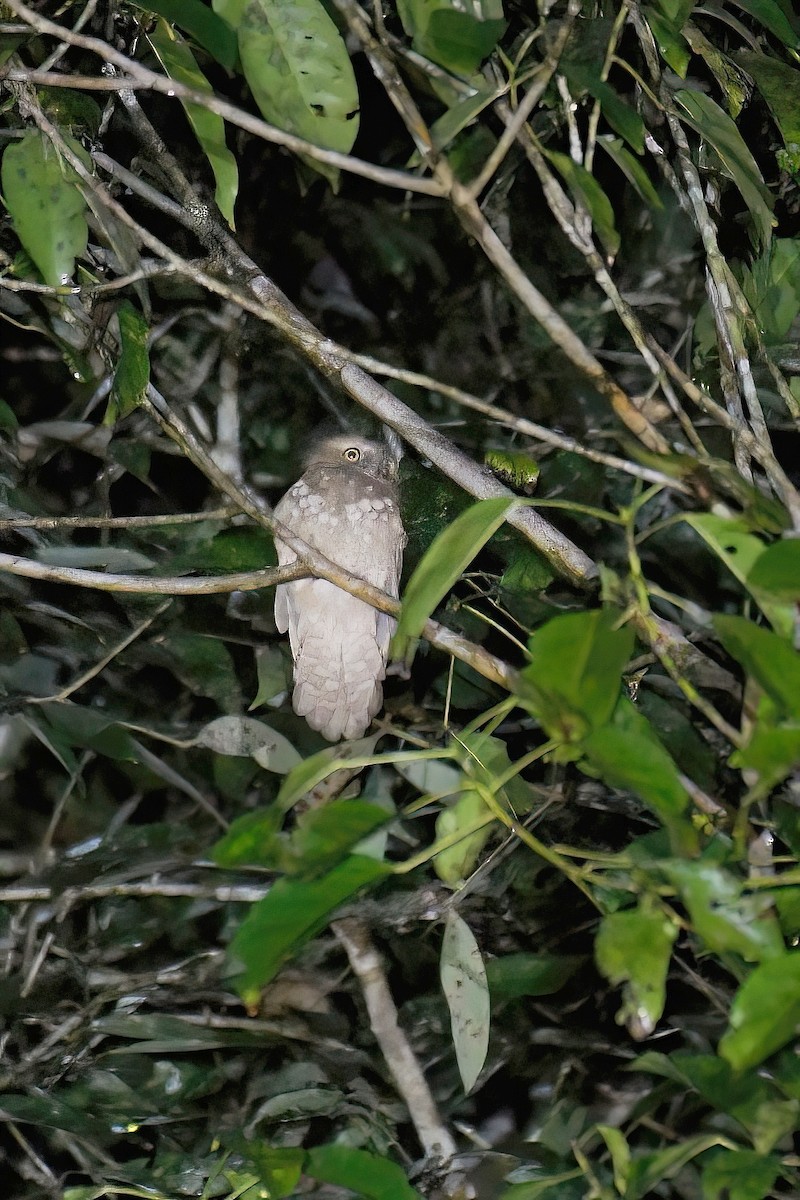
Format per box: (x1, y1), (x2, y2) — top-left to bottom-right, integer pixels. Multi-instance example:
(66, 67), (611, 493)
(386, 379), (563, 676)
(720, 952), (800, 1071)
(520, 608), (634, 742)
(714, 614), (800, 719)
(596, 1125), (630, 1196)
(595, 903), (677, 1038)
(441, 912), (490, 1093)
(582, 698), (694, 847)
(644, 5), (691, 76)
(730, 0), (799, 47)
(212, 807), (284, 867)
(286, 799), (391, 875)
(230, 855), (391, 1006)
(0, 1092), (107, 1136)
(148, 20), (238, 228)
(306, 1144), (423, 1200)
(732, 723), (800, 792)
(748, 539), (800, 601)
(135, 0), (238, 68)
(674, 89), (776, 249)
(736, 53), (800, 151)
(195, 714), (301, 772)
(664, 859), (786, 962)
(563, 65), (645, 154)
(397, 0), (505, 75)
(486, 952), (583, 999)
(685, 513), (794, 636)
(242, 1144), (305, 1198)
(651, 1052), (797, 1154)
(236, 0), (360, 161)
(1, 129), (89, 286)
(700, 1149), (781, 1200)
(626, 1135), (731, 1200)
(543, 149), (620, 259)
(739, 235), (800, 344)
(434, 787), (493, 884)
(214, 798), (389, 874)
(597, 135), (663, 209)
(395, 497), (519, 659)
(429, 83), (501, 152)
(109, 300), (150, 421)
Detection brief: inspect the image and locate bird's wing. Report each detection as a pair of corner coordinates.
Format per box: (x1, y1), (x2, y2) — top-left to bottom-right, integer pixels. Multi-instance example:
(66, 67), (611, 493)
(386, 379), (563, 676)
(272, 472), (404, 740)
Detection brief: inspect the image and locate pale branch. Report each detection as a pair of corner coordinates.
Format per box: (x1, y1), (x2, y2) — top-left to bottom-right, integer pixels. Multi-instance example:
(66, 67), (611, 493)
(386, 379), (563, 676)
(0, 506), (237, 530)
(0, 881), (271, 904)
(0, 552), (305, 594)
(333, 915), (458, 1161)
(348, 356), (693, 493)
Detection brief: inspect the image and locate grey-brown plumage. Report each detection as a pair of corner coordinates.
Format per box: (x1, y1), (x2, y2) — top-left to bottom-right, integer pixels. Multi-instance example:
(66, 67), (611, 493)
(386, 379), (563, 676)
(273, 433), (406, 741)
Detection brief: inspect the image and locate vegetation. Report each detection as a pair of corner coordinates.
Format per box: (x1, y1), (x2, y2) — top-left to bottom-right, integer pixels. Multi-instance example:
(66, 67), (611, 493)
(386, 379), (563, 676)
(1, 0), (799, 1196)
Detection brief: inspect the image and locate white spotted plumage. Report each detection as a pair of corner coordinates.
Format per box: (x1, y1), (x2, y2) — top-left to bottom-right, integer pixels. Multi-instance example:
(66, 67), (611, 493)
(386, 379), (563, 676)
(273, 434), (406, 741)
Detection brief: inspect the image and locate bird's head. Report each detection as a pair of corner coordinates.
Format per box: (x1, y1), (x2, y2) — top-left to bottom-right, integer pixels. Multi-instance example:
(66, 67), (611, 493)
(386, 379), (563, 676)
(303, 432), (401, 481)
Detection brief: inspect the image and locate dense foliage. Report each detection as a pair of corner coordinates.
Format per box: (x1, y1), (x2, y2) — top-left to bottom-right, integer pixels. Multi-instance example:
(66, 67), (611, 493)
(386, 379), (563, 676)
(1, 0), (799, 1196)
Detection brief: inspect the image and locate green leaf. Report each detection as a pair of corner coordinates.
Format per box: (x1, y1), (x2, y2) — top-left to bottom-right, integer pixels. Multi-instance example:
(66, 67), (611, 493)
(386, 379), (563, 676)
(720, 952), (800, 1071)
(148, 20), (238, 228)
(730, 0), (799, 47)
(736, 53), (800, 150)
(597, 135), (664, 209)
(287, 799), (391, 876)
(486, 952), (583, 999)
(748, 539), (800, 601)
(663, 859), (786, 962)
(441, 912), (490, 1094)
(595, 903), (677, 1038)
(700, 1149), (781, 1200)
(563, 65), (645, 154)
(134, 0), (238, 68)
(626, 1135), (731, 1200)
(714, 614), (800, 719)
(673, 89), (776, 249)
(1, 129), (89, 287)
(229, 855), (391, 1006)
(395, 497), (519, 660)
(235, 0), (360, 171)
(596, 1125), (630, 1196)
(543, 149), (620, 259)
(433, 787), (493, 885)
(397, 0), (505, 75)
(644, 5), (691, 76)
(306, 1144), (423, 1200)
(0, 1092), (108, 1137)
(582, 698), (694, 847)
(732, 723), (800, 792)
(685, 513), (794, 636)
(109, 301), (150, 421)
(520, 608), (635, 742)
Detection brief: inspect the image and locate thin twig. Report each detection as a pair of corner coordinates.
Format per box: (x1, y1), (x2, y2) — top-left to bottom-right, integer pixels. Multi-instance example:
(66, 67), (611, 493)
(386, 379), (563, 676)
(333, 915), (458, 1160)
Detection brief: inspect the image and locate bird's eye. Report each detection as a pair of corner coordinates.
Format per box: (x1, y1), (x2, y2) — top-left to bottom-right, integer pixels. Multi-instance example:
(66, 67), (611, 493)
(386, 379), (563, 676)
(343, 447), (361, 463)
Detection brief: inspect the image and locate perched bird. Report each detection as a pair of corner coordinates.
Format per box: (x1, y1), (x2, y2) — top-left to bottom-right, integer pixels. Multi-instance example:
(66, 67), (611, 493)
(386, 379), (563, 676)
(273, 432), (406, 741)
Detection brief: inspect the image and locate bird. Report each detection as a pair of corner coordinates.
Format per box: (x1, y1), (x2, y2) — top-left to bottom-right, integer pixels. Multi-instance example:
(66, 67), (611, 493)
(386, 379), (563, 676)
(273, 431), (406, 741)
